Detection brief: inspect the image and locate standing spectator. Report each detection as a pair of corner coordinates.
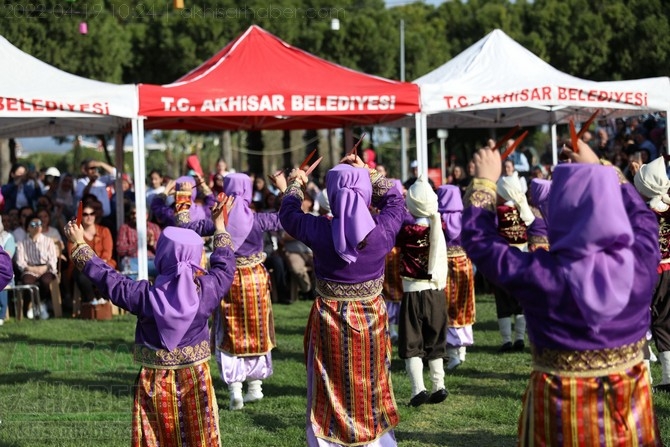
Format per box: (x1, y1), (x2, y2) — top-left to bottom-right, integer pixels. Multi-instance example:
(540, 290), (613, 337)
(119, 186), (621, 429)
(216, 158), (235, 177)
(15, 214), (58, 319)
(116, 204), (161, 279)
(151, 175), (216, 228)
(145, 169), (165, 205)
(63, 203), (236, 447)
(280, 157), (404, 446)
(0, 220), (16, 325)
(2, 163), (41, 211)
(75, 159), (116, 221)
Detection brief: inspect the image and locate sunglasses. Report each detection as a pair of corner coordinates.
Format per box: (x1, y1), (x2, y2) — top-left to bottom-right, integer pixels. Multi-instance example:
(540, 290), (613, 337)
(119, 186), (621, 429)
(82, 212), (96, 217)
(29, 221), (42, 228)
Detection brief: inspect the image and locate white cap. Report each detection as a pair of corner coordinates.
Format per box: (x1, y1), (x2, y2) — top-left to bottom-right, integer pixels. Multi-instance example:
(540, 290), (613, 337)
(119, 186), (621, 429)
(45, 167), (61, 177)
(410, 160), (418, 168)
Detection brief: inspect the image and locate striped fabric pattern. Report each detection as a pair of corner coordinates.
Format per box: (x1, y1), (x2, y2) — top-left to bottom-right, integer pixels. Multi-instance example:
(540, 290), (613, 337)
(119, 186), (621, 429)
(219, 263), (275, 356)
(445, 254), (476, 327)
(383, 246), (404, 302)
(132, 362), (221, 447)
(518, 362), (662, 447)
(306, 295), (399, 445)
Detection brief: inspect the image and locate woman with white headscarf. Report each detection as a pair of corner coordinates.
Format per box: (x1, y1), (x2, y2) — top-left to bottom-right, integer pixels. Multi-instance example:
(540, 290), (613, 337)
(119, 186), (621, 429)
(634, 156), (670, 392)
(280, 154), (404, 447)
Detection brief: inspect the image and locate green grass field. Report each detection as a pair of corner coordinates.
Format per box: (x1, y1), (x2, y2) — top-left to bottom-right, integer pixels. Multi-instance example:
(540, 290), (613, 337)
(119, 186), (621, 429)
(1, 294), (669, 446)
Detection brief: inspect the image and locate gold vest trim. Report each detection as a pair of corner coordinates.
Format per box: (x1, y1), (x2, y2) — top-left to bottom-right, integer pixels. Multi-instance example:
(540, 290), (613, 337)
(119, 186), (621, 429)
(236, 252), (266, 267)
(316, 277), (384, 301)
(134, 339), (211, 369)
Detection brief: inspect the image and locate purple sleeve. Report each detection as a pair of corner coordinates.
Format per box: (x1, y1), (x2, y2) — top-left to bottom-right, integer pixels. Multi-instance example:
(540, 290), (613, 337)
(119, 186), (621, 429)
(373, 180), (406, 253)
(279, 194), (319, 247)
(82, 256), (151, 315)
(151, 195), (176, 227)
(183, 219), (216, 236)
(256, 212), (282, 232)
(202, 193), (217, 209)
(196, 235), (236, 315)
(0, 247), (12, 290)
(462, 206), (558, 302)
(621, 183), (661, 273)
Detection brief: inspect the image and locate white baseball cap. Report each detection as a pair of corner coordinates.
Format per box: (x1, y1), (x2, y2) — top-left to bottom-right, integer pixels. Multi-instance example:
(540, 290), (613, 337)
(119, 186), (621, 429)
(45, 167), (61, 177)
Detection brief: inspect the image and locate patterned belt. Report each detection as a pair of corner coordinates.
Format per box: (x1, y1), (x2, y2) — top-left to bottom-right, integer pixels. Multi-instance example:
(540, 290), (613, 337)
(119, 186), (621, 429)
(235, 252), (266, 267)
(447, 246), (466, 257)
(134, 339), (211, 369)
(316, 277), (384, 301)
(531, 338), (645, 377)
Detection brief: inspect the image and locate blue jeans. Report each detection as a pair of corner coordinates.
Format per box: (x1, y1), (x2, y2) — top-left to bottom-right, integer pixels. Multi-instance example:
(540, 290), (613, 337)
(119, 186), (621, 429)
(123, 257), (157, 280)
(0, 289), (8, 320)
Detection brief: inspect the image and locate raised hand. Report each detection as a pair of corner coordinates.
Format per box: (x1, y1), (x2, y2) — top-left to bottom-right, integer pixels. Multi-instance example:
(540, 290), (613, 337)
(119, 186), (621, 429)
(339, 153), (366, 168)
(472, 146), (502, 183)
(560, 138), (599, 164)
(64, 220), (85, 245)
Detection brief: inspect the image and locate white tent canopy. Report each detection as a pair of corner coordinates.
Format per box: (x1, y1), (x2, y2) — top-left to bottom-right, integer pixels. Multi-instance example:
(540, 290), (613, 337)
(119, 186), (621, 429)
(0, 35), (151, 279)
(0, 36), (137, 137)
(407, 29), (670, 172)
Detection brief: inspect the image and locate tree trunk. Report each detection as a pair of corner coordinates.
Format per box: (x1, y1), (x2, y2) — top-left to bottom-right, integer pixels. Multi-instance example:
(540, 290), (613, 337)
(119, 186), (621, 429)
(247, 130), (264, 177)
(282, 130), (292, 171)
(0, 139), (10, 184)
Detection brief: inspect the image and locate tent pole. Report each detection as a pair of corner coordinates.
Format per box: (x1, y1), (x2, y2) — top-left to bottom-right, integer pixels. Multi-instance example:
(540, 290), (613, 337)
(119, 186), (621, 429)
(551, 123), (558, 166)
(401, 127), (408, 182)
(132, 118), (149, 281)
(114, 132), (125, 233)
(666, 111), (670, 156)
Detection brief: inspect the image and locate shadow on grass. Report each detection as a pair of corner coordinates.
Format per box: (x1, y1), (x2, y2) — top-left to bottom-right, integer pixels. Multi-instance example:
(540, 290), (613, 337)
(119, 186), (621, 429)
(272, 347), (306, 364)
(249, 410), (305, 433)
(1, 333), (134, 352)
(396, 428), (516, 447)
(0, 371), (137, 398)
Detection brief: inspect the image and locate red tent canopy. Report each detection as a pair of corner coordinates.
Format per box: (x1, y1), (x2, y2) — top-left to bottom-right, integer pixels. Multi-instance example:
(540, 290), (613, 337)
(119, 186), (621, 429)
(138, 25), (420, 131)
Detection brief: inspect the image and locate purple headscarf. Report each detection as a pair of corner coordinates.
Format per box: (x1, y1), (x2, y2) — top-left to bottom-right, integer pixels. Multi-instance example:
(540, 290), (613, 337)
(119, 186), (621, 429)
(149, 227), (205, 351)
(391, 179), (404, 196)
(436, 185), (463, 242)
(326, 164), (376, 264)
(176, 175), (207, 222)
(548, 164), (634, 331)
(223, 173), (254, 251)
(529, 178), (551, 219)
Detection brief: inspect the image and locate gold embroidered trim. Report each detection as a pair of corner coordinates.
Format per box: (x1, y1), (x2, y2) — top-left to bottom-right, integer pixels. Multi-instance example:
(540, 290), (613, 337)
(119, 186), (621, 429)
(464, 178), (496, 212)
(531, 338), (645, 377)
(72, 244), (95, 271)
(175, 210), (190, 226)
(316, 277), (384, 301)
(213, 232), (233, 250)
(134, 339), (211, 369)
(447, 246), (466, 257)
(528, 235), (549, 247)
(372, 176), (393, 202)
(236, 251), (267, 267)
(284, 181), (305, 201)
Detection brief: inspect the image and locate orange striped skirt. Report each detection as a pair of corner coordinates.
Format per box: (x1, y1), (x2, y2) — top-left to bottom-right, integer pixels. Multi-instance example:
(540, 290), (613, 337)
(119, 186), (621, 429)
(305, 294), (399, 445)
(519, 362), (661, 446)
(132, 362), (220, 447)
(445, 254), (476, 327)
(219, 263), (275, 356)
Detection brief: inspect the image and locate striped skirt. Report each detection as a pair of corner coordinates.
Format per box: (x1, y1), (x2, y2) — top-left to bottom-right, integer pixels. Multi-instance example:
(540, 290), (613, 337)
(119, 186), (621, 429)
(218, 263), (276, 356)
(132, 362), (221, 447)
(305, 294), (399, 446)
(518, 362), (662, 447)
(445, 254), (476, 327)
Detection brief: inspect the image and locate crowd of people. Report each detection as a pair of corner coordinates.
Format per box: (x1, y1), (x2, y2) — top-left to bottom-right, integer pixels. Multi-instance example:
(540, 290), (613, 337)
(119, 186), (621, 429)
(0, 112), (667, 446)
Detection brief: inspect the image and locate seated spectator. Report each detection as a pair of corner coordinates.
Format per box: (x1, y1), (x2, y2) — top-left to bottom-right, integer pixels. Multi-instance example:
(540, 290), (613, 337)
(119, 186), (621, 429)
(12, 206), (35, 244)
(116, 204), (161, 279)
(66, 204), (116, 303)
(15, 214), (58, 319)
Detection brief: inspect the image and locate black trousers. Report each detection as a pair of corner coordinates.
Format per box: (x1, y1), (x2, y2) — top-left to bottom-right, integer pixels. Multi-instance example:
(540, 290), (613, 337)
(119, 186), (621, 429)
(398, 288), (448, 360)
